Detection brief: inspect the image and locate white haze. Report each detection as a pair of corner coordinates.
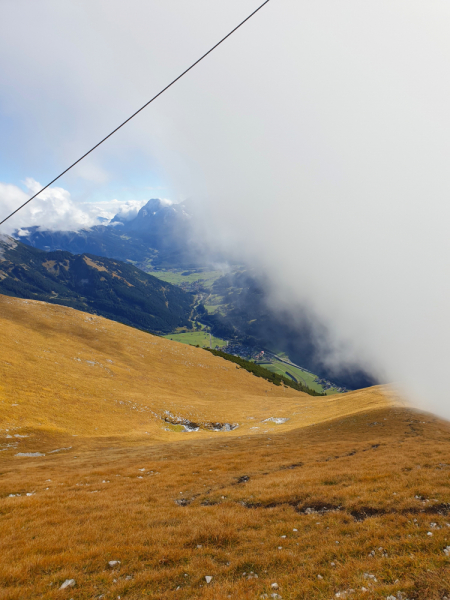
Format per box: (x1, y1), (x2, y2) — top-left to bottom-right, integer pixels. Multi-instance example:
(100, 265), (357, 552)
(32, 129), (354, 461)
(1, 1), (450, 415)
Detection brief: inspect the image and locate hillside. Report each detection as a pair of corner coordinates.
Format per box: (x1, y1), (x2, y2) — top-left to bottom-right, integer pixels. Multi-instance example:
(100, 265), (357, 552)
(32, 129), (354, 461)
(0, 235), (193, 334)
(1, 296), (450, 600)
(0, 294), (398, 439)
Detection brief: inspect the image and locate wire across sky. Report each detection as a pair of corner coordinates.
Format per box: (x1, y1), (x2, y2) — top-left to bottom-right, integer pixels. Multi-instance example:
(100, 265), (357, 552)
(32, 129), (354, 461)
(0, 0), (271, 228)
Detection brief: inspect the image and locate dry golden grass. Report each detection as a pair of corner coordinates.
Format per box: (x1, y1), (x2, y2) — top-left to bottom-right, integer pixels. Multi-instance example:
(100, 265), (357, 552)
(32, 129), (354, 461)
(0, 295), (401, 440)
(1, 296), (449, 600)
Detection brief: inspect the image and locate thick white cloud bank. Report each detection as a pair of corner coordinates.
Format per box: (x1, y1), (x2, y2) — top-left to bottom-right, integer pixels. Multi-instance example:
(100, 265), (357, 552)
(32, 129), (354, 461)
(2, 1), (450, 416)
(0, 179), (148, 234)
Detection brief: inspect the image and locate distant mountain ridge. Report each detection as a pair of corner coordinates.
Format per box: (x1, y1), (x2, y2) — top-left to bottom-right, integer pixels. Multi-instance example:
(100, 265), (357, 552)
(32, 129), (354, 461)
(0, 235), (194, 333)
(17, 198), (199, 268)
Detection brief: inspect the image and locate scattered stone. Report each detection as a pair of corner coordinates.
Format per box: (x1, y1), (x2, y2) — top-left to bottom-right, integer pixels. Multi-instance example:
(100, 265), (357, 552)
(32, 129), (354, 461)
(108, 561), (120, 568)
(293, 528), (298, 532)
(59, 579), (76, 590)
(175, 497), (191, 506)
(444, 546), (450, 555)
(317, 574), (323, 580)
(237, 475), (250, 483)
(363, 573), (377, 582)
(15, 452), (45, 457)
(427, 532), (433, 536)
(205, 576), (213, 584)
(263, 417), (289, 424)
(271, 583), (279, 590)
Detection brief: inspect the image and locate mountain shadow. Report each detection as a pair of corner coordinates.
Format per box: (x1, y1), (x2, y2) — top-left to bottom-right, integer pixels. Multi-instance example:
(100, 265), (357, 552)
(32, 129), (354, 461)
(0, 235), (194, 334)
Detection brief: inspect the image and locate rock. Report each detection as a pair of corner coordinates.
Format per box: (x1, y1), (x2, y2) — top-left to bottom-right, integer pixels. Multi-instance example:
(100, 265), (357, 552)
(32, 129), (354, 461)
(15, 452), (45, 457)
(317, 574), (323, 579)
(59, 579), (76, 590)
(205, 576), (213, 584)
(443, 546), (450, 555)
(293, 528), (298, 532)
(108, 561), (120, 568)
(237, 475), (250, 483)
(427, 531), (433, 536)
(271, 583), (279, 589)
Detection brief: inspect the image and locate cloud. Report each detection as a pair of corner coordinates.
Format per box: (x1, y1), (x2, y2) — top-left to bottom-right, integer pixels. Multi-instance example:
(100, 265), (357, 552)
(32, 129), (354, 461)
(150, 0), (450, 418)
(0, 178), (149, 233)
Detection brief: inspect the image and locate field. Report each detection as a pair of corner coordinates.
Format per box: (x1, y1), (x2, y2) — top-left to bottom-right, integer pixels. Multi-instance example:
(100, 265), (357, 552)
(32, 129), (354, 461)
(1, 296), (450, 600)
(150, 269), (224, 288)
(163, 331), (228, 349)
(258, 360), (340, 395)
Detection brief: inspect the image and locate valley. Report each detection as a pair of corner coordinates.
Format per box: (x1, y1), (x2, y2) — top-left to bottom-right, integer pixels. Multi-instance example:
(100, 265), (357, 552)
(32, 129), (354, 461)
(16, 199), (374, 392)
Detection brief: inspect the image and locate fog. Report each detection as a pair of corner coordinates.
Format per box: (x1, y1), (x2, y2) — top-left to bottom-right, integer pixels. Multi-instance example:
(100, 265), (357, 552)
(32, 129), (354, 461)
(1, 1), (450, 415)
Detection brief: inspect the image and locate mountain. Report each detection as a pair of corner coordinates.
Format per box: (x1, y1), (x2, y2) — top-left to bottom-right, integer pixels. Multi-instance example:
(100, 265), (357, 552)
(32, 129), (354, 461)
(18, 198), (203, 269)
(0, 235), (193, 333)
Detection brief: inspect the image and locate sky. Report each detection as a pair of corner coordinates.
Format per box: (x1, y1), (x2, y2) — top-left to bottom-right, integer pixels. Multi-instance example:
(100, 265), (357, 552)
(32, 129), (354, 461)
(2, 1), (450, 416)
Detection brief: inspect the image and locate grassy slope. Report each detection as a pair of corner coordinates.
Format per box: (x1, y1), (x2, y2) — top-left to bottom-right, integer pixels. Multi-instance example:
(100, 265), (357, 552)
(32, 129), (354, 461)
(259, 360), (340, 395)
(0, 295), (393, 439)
(2, 296), (450, 599)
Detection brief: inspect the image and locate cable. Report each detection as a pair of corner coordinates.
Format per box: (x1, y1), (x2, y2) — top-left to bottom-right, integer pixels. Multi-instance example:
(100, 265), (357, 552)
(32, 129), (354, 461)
(0, 0), (271, 228)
